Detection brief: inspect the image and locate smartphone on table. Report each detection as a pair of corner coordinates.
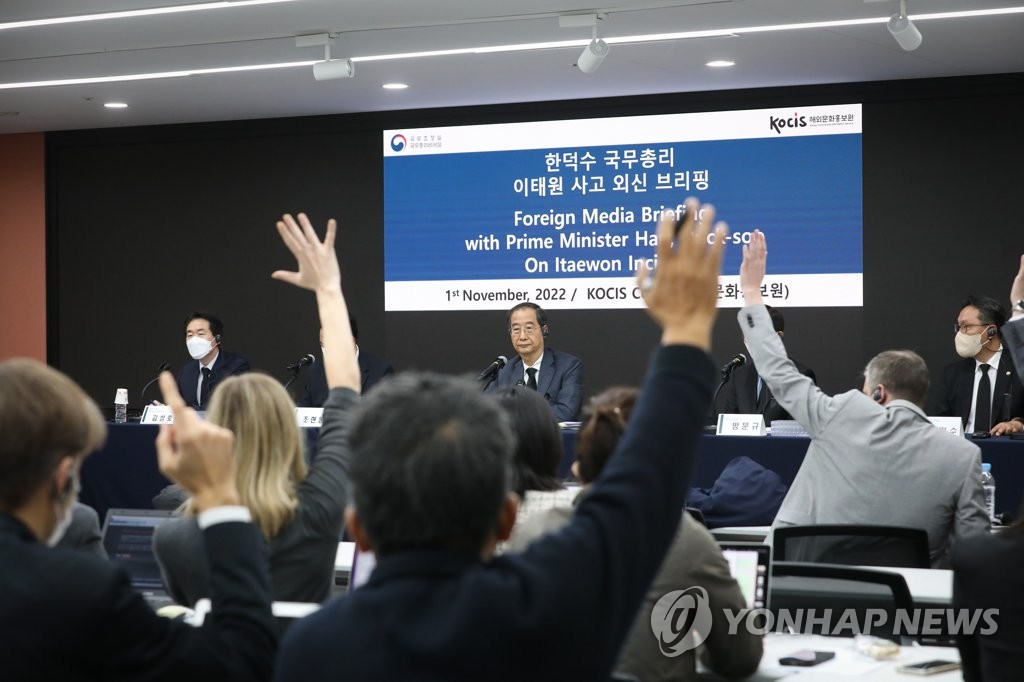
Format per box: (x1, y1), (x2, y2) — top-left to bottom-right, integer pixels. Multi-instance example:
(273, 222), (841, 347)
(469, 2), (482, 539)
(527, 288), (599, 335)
(897, 660), (961, 675)
(778, 650), (835, 666)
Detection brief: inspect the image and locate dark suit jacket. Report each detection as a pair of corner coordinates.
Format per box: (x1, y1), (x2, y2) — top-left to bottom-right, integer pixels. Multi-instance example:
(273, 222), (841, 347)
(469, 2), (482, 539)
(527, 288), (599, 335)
(953, 531), (1024, 682)
(722, 357), (817, 423)
(276, 346), (714, 682)
(54, 502), (105, 558)
(484, 347), (583, 421)
(1004, 318), (1024, 379)
(0, 512), (276, 681)
(176, 349), (250, 410)
(933, 351), (1024, 428)
(296, 351), (393, 407)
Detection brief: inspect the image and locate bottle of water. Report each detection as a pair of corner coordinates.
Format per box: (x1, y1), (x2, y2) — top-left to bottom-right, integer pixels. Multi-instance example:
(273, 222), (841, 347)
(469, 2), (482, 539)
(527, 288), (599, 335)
(980, 463), (996, 525)
(114, 388), (129, 424)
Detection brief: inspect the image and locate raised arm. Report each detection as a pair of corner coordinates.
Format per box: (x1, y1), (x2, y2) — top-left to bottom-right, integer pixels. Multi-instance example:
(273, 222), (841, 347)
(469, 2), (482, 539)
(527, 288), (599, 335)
(1001, 254), (1024, 381)
(272, 213), (360, 394)
(738, 231), (839, 436)
(515, 199), (725, 672)
(272, 213), (359, 526)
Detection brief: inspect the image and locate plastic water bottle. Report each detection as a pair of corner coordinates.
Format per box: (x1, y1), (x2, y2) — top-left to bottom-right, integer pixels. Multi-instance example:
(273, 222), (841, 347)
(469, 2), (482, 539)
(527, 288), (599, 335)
(980, 463), (996, 525)
(114, 387), (129, 424)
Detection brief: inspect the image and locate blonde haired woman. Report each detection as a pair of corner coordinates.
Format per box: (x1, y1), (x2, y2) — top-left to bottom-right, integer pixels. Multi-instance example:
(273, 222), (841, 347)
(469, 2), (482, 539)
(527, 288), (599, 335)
(155, 213), (362, 606)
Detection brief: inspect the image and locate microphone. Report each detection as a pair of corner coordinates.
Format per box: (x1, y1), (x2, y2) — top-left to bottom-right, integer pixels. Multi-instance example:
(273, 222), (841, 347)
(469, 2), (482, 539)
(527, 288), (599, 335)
(477, 355), (507, 382)
(719, 353), (746, 379)
(286, 354), (316, 372)
(140, 362), (172, 405)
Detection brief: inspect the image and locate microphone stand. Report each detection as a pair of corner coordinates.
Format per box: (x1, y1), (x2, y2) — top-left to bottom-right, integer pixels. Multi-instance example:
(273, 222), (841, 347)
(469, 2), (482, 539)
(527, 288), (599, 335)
(283, 367), (302, 391)
(140, 363), (171, 406)
(708, 366), (740, 430)
(479, 373), (498, 392)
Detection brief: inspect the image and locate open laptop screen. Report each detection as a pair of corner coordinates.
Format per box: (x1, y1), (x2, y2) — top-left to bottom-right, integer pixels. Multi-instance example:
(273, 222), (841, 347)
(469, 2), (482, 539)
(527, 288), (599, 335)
(101, 508), (173, 594)
(717, 541), (771, 610)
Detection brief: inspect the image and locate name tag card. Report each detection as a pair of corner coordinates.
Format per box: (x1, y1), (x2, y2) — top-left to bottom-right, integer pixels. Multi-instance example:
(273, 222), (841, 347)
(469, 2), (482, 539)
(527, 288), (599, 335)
(295, 407), (324, 428)
(716, 413), (767, 436)
(140, 405), (175, 424)
(929, 416), (964, 438)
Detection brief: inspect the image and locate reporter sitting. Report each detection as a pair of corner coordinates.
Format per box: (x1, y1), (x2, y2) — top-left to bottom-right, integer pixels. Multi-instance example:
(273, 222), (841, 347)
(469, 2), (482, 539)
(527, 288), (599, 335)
(276, 199), (726, 681)
(0, 362), (275, 681)
(155, 213), (361, 606)
(508, 386), (763, 681)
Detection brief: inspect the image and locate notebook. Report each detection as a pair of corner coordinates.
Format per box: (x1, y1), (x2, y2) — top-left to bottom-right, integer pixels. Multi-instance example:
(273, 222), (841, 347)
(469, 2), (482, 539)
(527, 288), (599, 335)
(101, 508), (175, 610)
(718, 541), (771, 610)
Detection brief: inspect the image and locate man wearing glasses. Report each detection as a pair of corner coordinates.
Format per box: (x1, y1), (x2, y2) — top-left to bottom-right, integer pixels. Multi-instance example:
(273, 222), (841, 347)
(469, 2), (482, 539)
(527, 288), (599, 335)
(484, 302), (583, 422)
(933, 295), (1024, 436)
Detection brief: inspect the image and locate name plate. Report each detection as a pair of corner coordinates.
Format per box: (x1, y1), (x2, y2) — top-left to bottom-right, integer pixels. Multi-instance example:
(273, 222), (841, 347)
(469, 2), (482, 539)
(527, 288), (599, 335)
(929, 416), (964, 438)
(296, 407), (324, 428)
(140, 405), (175, 424)
(716, 413), (767, 436)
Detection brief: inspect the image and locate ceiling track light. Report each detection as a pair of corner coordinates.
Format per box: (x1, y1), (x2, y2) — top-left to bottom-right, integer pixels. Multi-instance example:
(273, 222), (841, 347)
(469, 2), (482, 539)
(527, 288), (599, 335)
(563, 14), (608, 74)
(297, 33), (355, 81)
(888, 0), (923, 51)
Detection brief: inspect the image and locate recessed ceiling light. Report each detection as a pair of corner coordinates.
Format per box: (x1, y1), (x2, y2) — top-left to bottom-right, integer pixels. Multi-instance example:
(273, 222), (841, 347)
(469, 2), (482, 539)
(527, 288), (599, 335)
(104, 102), (128, 109)
(382, 82), (408, 90)
(706, 60), (735, 68)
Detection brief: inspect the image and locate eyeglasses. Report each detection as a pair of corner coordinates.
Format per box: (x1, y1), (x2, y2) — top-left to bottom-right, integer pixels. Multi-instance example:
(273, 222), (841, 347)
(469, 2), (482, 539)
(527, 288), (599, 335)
(510, 323), (540, 336)
(954, 323), (989, 334)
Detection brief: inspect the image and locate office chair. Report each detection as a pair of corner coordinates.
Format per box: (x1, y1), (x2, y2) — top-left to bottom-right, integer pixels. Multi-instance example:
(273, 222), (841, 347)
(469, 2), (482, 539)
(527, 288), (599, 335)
(773, 524), (930, 568)
(771, 561), (916, 643)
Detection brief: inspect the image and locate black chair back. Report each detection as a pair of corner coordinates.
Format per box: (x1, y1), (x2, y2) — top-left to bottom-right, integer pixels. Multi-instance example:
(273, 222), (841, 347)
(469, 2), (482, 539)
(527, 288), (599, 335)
(771, 561), (916, 643)
(774, 524), (930, 568)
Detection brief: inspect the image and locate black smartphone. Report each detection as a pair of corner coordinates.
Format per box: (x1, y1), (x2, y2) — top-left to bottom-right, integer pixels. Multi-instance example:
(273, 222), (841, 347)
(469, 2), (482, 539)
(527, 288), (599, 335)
(896, 659), (961, 675)
(778, 650), (835, 667)
(970, 431), (991, 439)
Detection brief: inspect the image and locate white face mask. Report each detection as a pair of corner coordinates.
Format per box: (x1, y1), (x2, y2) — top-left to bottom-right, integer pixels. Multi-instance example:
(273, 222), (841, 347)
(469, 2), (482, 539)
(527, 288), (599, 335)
(46, 472), (79, 547)
(187, 336), (214, 360)
(954, 330), (987, 359)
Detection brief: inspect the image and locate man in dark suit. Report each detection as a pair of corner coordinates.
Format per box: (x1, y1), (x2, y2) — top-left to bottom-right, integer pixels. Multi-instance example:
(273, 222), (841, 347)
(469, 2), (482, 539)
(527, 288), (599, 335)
(276, 199), (725, 682)
(0, 360), (276, 681)
(297, 317), (393, 406)
(952, 261), (1024, 677)
(1003, 254), (1024, 380)
(176, 311), (250, 410)
(933, 295), (1024, 436)
(483, 302), (583, 422)
(721, 305), (816, 424)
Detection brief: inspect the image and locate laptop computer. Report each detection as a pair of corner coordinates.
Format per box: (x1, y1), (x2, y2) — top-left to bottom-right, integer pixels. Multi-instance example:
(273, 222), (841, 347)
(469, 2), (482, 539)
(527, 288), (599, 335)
(101, 508), (175, 610)
(718, 541), (771, 610)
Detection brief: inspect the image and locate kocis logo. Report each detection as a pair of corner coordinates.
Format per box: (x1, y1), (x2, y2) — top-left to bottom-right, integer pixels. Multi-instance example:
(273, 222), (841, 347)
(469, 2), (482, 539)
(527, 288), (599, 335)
(769, 112), (807, 134)
(390, 134), (407, 152)
(650, 586), (713, 657)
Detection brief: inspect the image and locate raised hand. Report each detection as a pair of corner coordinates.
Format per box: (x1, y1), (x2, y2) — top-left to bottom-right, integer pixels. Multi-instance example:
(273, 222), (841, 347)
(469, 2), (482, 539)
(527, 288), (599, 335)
(739, 229), (767, 305)
(271, 213), (341, 294)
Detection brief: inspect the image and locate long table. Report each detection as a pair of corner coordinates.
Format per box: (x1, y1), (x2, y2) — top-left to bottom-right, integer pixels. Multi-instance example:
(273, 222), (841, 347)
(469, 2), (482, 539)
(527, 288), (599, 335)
(82, 424), (1024, 522)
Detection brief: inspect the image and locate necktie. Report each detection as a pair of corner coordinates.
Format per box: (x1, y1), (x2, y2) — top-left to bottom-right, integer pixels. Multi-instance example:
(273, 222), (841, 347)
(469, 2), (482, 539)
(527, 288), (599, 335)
(975, 364), (991, 432)
(199, 367), (213, 408)
(526, 367), (538, 390)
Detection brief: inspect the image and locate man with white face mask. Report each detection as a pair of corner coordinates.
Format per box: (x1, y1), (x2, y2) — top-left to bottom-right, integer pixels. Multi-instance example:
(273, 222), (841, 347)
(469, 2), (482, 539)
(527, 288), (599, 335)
(933, 295), (1024, 436)
(176, 312), (250, 410)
